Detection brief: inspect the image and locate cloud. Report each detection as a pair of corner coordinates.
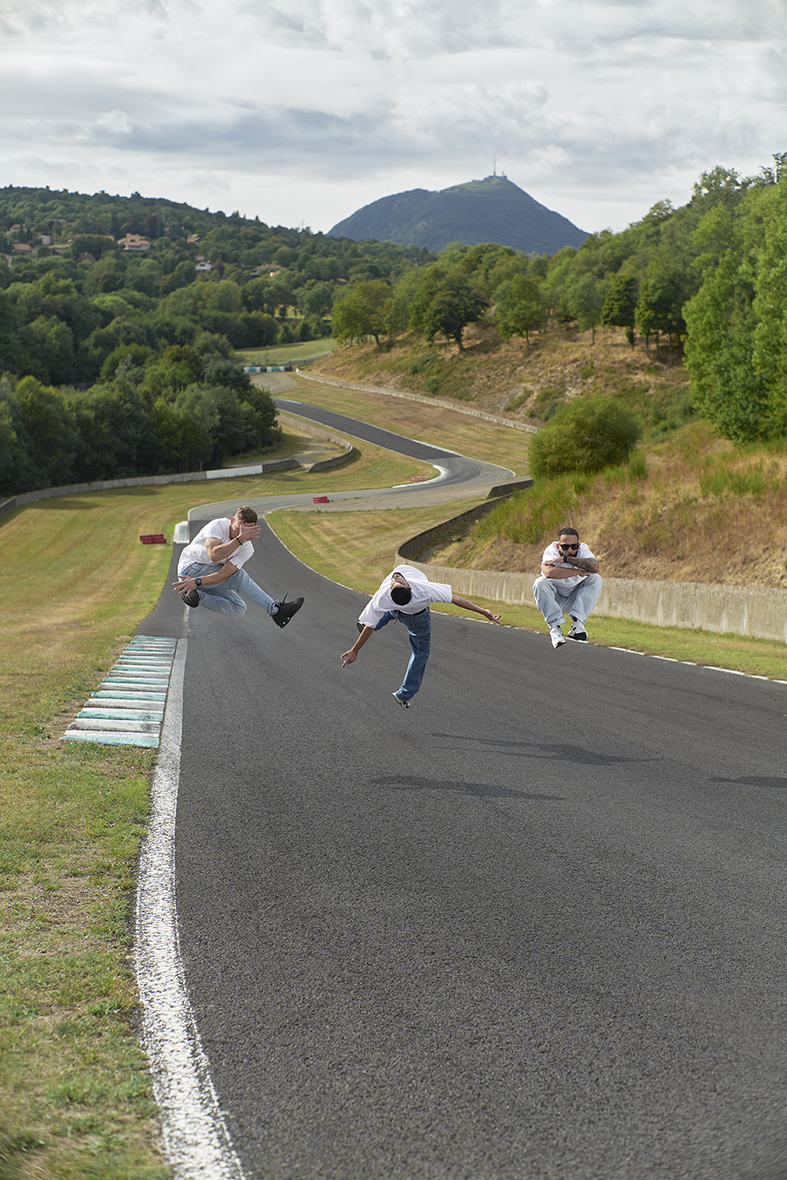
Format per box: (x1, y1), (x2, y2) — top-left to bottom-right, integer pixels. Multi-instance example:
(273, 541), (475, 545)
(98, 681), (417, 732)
(0, 0), (785, 234)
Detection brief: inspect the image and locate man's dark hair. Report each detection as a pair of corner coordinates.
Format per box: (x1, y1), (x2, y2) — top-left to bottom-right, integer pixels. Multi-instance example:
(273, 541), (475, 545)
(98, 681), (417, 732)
(237, 505), (258, 524)
(557, 526), (578, 539)
(391, 585), (412, 606)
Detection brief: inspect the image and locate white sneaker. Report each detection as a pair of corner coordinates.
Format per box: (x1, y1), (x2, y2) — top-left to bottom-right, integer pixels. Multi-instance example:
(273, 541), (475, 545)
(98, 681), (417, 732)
(392, 691), (410, 709)
(550, 625), (566, 649)
(568, 619), (588, 641)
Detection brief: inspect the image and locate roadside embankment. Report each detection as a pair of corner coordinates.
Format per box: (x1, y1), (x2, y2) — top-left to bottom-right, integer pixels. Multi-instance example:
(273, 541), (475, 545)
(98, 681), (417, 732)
(397, 540), (787, 644)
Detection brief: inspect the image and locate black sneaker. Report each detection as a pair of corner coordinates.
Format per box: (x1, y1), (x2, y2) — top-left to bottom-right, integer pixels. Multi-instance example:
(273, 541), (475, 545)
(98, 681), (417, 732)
(392, 691), (410, 710)
(272, 595), (304, 628)
(181, 589), (200, 607)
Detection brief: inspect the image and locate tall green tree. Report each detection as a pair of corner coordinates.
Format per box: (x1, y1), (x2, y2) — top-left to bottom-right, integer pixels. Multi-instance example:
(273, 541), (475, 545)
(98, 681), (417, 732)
(753, 173), (787, 434)
(332, 280), (392, 346)
(494, 274), (547, 345)
(568, 274), (605, 343)
(684, 253), (768, 443)
(601, 275), (638, 346)
(409, 269), (487, 352)
(13, 376), (78, 488)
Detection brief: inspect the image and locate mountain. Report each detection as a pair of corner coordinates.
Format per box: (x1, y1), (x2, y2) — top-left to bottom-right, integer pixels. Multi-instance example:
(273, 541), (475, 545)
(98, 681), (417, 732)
(327, 175), (587, 255)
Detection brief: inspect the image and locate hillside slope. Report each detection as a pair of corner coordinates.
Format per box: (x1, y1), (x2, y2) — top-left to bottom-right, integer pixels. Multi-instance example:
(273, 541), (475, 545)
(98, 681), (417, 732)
(327, 175), (587, 254)
(311, 330), (787, 590)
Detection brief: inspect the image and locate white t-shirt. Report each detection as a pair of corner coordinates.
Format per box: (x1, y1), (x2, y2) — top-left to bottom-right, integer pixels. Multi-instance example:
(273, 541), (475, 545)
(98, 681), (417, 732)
(540, 540), (597, 590)
(358, 564), (453, 627)
(178, 518), (254, 574)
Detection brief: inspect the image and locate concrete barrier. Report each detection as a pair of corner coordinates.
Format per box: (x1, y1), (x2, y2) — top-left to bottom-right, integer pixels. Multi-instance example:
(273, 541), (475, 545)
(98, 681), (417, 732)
(394, 556), (787, 645)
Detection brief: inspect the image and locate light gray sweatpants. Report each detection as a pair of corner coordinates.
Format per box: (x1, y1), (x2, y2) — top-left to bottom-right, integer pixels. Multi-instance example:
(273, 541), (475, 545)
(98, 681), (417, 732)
(532, 573), (602, 628)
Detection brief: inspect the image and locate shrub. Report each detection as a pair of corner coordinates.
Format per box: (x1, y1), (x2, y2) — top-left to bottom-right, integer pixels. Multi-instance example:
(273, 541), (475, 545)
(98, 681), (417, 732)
(528, 395), (641, 478)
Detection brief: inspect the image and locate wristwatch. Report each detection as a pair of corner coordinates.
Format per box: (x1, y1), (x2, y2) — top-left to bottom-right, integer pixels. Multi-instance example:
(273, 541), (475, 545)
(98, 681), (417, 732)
(195, 578), (202, 587)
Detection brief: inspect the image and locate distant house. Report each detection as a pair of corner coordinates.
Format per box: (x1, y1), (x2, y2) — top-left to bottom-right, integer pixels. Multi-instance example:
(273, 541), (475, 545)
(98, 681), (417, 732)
(12, 242), (32, 254)
(121, 233), (151, 253)
(187, 234), (200, 244)
(195, 261), (214, 272)
(249, 263), (285, 277)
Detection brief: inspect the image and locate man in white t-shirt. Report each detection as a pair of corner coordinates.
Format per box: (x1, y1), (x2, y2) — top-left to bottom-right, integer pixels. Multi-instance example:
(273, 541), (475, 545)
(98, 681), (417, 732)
(532, 526), (602, 648)
(173, 504), (303, 628)
(341, 564), (501, 708)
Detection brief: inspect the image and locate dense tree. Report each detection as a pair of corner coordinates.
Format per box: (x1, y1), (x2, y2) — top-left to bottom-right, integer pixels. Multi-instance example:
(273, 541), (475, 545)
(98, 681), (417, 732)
(332, 280), (392, 346)
(409, 268), (487, 351)
(752, 173), (787, 434)
(493, 274), (547, 345)
(601, 275), (638, 345)
(13, 376), (79, 488)
(684, 254), (768, 443)
(568, 274), (605, 343)
(636, 266), (696, 362)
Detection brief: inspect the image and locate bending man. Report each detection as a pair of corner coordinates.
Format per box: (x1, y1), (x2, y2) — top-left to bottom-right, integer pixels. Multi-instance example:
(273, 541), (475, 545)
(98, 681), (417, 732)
(173, 505), (303, 628)
(341, 564), (501, 708)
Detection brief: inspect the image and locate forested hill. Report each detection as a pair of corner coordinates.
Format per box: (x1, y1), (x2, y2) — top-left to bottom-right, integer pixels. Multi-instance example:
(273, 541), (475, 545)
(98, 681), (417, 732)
(2, 161), (787, 501)
(327, 176), (588, 254)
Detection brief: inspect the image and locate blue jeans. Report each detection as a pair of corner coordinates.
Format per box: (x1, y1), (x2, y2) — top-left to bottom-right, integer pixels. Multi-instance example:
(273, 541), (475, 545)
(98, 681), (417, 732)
(375, 608), (432, 701)
(532, 573), (603, 628)
(180, 562), (277, 618)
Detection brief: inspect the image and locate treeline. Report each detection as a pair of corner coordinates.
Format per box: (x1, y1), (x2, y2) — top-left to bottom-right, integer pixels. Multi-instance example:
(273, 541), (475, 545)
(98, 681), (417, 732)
(0, 186), (432, 495)
(0, 354), (278, 496)
(331, 157), (787, 444)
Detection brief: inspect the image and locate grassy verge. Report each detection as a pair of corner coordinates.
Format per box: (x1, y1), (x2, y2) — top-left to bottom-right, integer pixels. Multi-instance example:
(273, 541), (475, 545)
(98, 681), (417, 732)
(234, 338), (338, 366)
(0, 429), (430, 1178)
(271, 507), (787, 681)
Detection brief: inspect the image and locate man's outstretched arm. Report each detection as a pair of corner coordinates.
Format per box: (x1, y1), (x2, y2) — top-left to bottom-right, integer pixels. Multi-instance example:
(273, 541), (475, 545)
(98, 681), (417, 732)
(341, 625), (375, 666)
(450, 595), (502, 623)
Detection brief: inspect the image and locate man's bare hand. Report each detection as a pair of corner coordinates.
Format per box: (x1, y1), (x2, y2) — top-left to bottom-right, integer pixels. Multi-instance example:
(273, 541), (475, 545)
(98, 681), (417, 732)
(237, 523), (261, 542)
(341, 649), (358, 667)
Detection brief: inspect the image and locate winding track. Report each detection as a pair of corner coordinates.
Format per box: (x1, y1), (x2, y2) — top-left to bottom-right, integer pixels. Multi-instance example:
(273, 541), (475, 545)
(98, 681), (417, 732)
(140, 398), (787, 1180)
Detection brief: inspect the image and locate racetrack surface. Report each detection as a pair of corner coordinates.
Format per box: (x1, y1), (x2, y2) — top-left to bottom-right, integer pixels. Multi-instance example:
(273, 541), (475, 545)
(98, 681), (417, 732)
(149, 407), (787, 1180)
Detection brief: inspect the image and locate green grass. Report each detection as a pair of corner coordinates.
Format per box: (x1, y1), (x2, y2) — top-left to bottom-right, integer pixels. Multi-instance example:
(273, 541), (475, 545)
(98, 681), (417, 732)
(234, 338), (338, 366)
(0, 424), (431, 1179)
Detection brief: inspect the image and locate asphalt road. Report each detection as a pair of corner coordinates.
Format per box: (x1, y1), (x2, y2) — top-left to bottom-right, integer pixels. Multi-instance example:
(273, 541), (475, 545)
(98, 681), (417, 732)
(150, 406), (787, 1180)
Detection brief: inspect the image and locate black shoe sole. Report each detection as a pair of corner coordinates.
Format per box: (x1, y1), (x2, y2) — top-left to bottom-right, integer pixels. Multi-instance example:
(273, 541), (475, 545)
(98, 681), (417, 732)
(181, 590), (200, 607)
(273, 596), (304, 628)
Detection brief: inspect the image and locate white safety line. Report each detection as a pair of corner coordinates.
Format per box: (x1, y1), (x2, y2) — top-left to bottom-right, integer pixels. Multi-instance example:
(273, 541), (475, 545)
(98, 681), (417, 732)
(134, 638), (247, 1180)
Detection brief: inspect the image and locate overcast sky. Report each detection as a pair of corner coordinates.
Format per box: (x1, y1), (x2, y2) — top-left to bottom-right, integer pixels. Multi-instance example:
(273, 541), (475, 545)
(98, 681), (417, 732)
(1, 0), (786, 237)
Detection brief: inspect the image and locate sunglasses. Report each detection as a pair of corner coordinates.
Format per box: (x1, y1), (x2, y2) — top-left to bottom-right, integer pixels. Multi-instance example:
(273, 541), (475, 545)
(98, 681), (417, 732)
(558, 542), (580, 550)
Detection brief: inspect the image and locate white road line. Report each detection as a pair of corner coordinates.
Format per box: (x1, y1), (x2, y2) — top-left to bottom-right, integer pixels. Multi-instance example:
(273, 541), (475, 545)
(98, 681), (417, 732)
(134, 638), (247, 1180)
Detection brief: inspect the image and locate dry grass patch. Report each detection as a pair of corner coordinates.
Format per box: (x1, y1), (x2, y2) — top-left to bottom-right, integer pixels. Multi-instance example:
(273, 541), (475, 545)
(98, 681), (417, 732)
(282, 373), (532, 475)
(423, 421), (787, 589)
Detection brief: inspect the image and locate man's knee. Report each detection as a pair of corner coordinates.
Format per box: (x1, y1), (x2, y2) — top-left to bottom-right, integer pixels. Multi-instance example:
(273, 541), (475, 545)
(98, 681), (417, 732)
(533, 576), (558, 605)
